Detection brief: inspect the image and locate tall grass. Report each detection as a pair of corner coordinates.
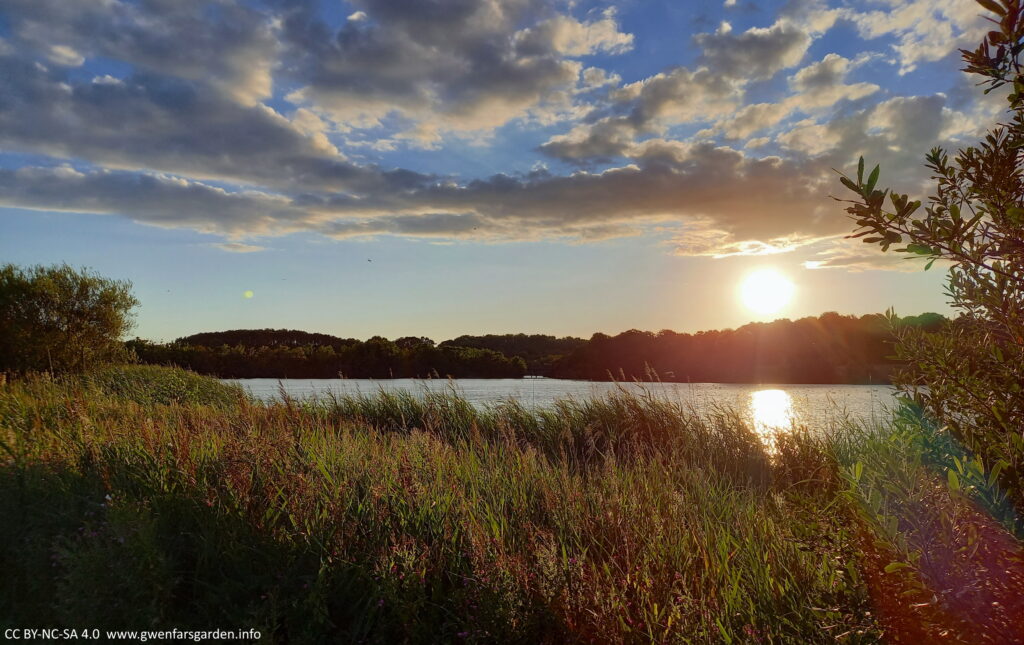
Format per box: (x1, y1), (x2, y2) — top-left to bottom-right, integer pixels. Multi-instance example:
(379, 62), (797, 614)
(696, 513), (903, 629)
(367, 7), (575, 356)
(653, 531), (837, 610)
(3, 365), (1020, 642)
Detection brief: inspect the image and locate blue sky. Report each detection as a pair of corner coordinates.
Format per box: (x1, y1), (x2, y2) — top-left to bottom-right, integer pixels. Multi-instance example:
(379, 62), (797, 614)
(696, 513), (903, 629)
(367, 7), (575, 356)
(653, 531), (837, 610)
(0, 0), (1002, 341)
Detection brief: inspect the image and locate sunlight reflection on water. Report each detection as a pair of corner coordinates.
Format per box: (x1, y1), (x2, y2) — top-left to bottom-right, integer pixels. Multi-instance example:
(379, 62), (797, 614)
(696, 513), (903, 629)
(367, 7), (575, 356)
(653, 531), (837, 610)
(750, 389), (795, 436)
(229, 378), (896, 434)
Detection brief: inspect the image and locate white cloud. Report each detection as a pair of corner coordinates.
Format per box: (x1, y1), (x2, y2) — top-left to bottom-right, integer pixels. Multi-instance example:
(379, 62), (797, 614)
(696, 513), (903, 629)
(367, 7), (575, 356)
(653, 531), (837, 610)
(46, 45), (84, 67)
(211, 242), (268, 253)
(845, 0), (986, 74)
(282, 0), (633, 144)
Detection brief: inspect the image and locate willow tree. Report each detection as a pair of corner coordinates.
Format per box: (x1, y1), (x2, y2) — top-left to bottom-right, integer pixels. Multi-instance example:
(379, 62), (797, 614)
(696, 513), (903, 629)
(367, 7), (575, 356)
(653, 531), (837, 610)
(838, 0), (1024, 506)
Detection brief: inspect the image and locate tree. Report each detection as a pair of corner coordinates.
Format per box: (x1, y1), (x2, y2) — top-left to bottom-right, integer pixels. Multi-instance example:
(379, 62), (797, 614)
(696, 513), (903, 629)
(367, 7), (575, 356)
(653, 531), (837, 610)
(0, 264), (139, 374)
(837, 0), (1024, 506)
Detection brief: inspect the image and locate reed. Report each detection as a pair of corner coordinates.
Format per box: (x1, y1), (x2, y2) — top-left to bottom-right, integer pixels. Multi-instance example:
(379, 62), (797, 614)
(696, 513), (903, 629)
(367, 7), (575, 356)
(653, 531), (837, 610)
(2, 366), (1020, 642)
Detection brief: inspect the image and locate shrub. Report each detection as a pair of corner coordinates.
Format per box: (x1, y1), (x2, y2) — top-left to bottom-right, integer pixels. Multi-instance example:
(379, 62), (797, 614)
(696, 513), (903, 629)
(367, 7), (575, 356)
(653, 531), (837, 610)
(0, 264), (139, 374)
(837, 0), (1024, 508)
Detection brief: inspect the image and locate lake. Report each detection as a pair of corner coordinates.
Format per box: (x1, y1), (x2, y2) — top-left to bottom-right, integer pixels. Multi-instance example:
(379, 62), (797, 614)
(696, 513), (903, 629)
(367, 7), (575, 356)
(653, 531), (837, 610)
(226, 378), (899, 433)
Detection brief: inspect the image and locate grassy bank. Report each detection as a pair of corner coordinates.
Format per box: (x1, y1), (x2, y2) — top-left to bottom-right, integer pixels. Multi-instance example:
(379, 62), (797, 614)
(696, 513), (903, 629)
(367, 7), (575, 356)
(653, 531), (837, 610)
(1, 366), (1021, 643)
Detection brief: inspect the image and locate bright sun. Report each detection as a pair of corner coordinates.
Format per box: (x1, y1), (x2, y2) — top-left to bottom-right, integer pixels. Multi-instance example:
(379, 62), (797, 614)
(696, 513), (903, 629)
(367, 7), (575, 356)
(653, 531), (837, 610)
(739, 269), (795, 315)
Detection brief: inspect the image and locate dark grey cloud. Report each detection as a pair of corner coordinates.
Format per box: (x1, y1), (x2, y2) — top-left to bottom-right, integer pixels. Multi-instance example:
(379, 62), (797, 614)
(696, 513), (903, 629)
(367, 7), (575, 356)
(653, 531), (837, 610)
(280, 143), (841, 246)
(2, 0), (278, 103)
(0, 52), (427, 194)
(696, 19), (811, 80)
(0, 147), (836, 248)
(0, 166), (302, 235)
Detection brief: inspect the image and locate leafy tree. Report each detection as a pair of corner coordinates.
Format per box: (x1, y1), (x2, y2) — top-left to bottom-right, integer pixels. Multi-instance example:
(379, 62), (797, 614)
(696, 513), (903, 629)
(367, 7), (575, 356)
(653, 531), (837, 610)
(177, 328), (358, 351)
(0, 264), (139, 374)
(394, 336), (436, 350)
(837, 0), (1024, 506)
(550, 313), (927, 383)
(440, 334), (587, 374)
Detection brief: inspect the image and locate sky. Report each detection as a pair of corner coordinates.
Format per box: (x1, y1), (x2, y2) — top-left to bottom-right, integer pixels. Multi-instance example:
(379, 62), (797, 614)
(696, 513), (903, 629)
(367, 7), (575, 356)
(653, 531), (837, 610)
(0, 0), (1004, 342)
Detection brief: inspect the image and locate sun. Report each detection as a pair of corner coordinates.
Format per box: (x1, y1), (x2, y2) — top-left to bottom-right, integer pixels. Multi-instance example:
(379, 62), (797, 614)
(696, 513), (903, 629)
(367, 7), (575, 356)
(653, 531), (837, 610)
(739, 269), (795, 315)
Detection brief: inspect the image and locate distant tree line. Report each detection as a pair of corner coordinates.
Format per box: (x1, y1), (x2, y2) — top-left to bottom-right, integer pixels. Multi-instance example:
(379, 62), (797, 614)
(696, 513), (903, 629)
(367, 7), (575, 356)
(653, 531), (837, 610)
(550, 312), (948, 384)
(439, 334), (587, 373)
(128, 334), (528, 379)
(128, 313), (947, 383)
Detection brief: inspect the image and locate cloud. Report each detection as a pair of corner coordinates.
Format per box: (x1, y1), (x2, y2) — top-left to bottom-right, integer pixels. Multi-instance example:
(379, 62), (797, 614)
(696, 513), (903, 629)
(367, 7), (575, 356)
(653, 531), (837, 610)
(211, 242), (268, 253)
(280, 0), (633, 142)
(844, 0), (986, 74)
(540, 67), (738, 161)
(715, 103), (793, 139)
(0, 0), (1007, 271)
(695, 18), (813, 81)
(0, 166), (304, 237)
(0, 52), (422, 194)
(291, 143), (846, 250)
(777, 94), (968, 177)
(0, 80), (1001, 261)
(0, 144), (839, 251)
(538, 16), (851, 163)
(711, 53), (879, 140)
(3, 0), (279, 104)
(788, 53), (879, 108)
(45, 45), (84, 67)
(802, 236), (949, 272)
(517, 10), (635, 57)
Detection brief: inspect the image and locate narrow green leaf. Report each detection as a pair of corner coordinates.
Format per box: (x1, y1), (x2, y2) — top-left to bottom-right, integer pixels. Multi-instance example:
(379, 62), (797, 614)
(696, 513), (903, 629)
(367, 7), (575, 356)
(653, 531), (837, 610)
(990, 460), (1006, 483)
(866, 165), (880, 194)
(858, 156), (865, 183)
(884, 562), (911, 574)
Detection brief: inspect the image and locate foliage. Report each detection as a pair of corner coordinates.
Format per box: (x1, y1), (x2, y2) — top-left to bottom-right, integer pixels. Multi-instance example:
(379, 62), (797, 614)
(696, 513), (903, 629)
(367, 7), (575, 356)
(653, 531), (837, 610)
(84, 365), (246, 408)
(0, 264), (139, 374)
(439, 334), (587, 374)
(837, 0), (1024, 508)
(552, 312), (946, 384)
(7, 361), (1024, 640)
(177, 328), (360, 351)
(130, 336), (527, 379)
(0, 366), (882, 643)
(833, 405), (1024, 643)
(132, 314), (945, 384)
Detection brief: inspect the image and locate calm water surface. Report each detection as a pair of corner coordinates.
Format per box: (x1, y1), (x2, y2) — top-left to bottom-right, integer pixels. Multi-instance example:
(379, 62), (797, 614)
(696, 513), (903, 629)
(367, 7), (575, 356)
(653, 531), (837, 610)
(226, 378), (898, 433)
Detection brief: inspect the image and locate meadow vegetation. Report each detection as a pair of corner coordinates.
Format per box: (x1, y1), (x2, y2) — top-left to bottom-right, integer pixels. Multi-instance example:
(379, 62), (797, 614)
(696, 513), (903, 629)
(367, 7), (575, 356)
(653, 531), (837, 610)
(2, 365), (1023, 643)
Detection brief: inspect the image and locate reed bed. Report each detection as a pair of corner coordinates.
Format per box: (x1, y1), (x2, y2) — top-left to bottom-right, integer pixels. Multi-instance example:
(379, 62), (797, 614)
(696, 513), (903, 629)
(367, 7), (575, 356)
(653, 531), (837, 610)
(2, 366), (1021, 642)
